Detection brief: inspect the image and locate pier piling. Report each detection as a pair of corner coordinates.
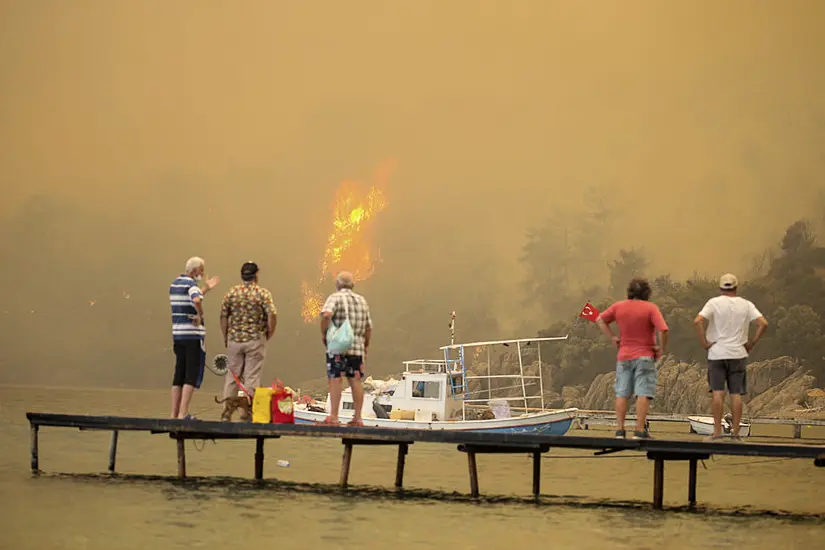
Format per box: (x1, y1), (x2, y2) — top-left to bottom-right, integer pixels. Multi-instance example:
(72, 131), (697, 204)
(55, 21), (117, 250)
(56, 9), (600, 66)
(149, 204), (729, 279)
(254, 438), (264, 480)
(176, 437), (186, 479)
(108, 431), (119, 473)
(688, 458), (698, 507)
(30, 424), (39, 475)
(467, 451), (479, 498)
(653, 458), (665, 510)
(395, 443), (408, 488)
(340, 442), (353, 488)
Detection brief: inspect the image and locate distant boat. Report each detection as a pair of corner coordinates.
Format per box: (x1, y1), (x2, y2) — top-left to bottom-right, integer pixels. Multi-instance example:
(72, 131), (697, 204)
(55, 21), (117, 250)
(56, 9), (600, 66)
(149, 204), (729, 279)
(294, 335), (578, 435)
(687, 414), (751, 438)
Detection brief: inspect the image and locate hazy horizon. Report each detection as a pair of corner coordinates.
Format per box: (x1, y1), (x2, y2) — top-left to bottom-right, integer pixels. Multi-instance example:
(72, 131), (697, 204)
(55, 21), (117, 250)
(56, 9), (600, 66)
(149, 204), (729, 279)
(2, 1), (824, 390)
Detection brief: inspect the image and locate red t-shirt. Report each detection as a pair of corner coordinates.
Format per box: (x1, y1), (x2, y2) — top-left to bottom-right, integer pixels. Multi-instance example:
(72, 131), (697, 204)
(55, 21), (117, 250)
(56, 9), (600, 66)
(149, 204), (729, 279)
(598, 300), (668, 361)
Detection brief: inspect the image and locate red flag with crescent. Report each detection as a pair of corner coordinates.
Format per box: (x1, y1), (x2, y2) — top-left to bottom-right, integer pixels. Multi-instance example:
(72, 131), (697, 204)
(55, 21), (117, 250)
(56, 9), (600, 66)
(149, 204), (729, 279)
(579, 302), (600, 322)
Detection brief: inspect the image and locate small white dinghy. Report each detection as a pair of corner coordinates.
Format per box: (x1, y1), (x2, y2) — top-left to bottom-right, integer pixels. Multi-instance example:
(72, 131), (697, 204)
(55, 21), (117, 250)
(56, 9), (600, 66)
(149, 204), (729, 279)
(688, 414), (751, 438)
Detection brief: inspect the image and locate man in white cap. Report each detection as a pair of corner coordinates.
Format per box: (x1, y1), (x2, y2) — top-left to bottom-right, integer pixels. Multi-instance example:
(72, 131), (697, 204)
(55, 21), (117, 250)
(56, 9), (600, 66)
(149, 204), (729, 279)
(694, 273), (769, 440)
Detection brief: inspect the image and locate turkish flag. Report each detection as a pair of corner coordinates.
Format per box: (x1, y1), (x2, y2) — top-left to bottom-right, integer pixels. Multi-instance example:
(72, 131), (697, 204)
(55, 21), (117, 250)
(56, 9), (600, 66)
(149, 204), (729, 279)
(579, 302), (600, 322)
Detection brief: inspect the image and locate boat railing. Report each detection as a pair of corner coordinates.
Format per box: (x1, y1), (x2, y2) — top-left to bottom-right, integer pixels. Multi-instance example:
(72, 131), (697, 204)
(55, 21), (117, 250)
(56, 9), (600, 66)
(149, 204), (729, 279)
(402, 359), (461, 375)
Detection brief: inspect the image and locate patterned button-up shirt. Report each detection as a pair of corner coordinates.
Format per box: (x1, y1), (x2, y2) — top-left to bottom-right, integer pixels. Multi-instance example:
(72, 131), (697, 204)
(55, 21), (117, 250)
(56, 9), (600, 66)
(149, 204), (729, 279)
(321, 289), (372, 356)
(220, 282), (276, 343)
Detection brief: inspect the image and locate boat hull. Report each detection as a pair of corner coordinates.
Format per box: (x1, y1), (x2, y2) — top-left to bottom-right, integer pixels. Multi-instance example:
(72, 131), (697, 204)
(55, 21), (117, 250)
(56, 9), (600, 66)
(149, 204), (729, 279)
(687, 415), (751, 437)
(294, 408), (577, 435)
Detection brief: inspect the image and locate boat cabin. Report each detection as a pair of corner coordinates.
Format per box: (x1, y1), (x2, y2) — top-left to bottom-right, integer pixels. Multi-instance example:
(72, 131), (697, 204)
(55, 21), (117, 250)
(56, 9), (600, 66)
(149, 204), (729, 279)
(324, 360), (465, 421)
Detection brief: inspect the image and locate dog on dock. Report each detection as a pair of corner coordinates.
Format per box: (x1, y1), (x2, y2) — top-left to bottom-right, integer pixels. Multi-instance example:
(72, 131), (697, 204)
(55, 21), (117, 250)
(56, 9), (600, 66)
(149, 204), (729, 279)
(215, 395), (251, 422)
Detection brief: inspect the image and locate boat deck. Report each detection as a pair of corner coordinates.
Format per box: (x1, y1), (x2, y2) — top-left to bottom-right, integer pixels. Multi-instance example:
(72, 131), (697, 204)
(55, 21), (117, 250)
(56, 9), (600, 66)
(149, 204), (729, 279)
(26, 412), (825, 511)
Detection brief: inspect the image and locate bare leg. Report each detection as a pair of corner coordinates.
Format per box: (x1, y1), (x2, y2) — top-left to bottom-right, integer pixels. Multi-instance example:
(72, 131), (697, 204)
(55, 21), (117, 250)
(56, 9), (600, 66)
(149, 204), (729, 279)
(349, 372), (365, 423)
(730, 393), (743, 436)
(327, 377), (343, 423)
(615, 397), (628, 431)
(635, 396), (650, 432)
(177, 384), (196, 419)
(171, 386), (182, 419)
(711, 390), (725, 437)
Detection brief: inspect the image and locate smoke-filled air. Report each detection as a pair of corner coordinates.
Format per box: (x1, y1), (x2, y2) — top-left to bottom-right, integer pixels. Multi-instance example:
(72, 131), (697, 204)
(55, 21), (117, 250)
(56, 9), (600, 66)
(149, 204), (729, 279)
(1, 1), (824, 391)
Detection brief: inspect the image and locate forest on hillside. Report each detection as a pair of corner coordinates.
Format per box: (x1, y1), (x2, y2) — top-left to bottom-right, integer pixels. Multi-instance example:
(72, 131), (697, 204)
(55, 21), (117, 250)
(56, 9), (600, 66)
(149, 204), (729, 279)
(523, 217), (825, 387)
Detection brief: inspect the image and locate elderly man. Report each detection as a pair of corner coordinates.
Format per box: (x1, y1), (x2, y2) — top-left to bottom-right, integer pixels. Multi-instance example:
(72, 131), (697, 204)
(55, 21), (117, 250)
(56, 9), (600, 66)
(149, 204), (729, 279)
(219, 261), (277, 421)
(694, 273), (769, 441)
(596, 278), (669, 440)
(169, 256), (220, 420)
(320, 271), (372, 426)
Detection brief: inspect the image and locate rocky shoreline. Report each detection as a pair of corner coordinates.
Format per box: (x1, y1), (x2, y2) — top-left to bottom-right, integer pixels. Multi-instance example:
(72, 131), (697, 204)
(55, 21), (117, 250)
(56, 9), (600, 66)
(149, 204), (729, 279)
(541, 356), (825, 419)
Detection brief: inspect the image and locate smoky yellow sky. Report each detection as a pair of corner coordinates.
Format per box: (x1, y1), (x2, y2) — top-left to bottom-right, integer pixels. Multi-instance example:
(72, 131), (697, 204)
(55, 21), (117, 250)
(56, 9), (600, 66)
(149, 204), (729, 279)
(1, 1), (824, 386)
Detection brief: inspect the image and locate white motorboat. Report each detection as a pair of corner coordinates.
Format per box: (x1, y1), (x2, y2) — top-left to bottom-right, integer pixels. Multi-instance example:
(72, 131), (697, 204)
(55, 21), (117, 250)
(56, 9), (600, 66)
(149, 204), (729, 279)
(688, 414), (751, 438)
(295, 336), (578, 435)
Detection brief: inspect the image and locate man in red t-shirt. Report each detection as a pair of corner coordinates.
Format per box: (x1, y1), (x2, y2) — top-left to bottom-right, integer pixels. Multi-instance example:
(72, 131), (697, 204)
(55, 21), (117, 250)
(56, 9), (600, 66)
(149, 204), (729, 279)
(596, 278), (669, 439)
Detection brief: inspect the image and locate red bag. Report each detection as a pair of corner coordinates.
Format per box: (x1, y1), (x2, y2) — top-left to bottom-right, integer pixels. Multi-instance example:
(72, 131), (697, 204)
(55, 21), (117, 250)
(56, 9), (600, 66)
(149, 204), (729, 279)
(270, 379), (295, 424)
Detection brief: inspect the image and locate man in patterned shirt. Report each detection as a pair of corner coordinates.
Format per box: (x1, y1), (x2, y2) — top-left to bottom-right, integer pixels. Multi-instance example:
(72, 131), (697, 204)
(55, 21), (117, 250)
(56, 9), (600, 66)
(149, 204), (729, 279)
(320, 271), (372, 426)
(219, 261), (277, 420)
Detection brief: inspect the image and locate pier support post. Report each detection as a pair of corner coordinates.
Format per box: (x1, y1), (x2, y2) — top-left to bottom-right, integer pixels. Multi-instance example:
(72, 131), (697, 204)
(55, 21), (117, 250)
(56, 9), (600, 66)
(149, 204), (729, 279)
(794, 424), (802, 439)
(688, 458), (697, 507)
(340, 443), (353, 488)
(108, 431), (119, 474)
(254, 438), (264, 480)
(653, 458), (665, 510)
(30, 424), (39, 475)
(395, 443), (408, 488)
(467, 451), (479, 498)
(532, 452), (541, 498)
(176, 437), (186, 479)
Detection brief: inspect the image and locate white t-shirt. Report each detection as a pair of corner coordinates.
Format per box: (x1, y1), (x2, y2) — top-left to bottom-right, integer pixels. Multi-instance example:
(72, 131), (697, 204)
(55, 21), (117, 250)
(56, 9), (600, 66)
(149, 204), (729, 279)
(697, 295), (763, 360)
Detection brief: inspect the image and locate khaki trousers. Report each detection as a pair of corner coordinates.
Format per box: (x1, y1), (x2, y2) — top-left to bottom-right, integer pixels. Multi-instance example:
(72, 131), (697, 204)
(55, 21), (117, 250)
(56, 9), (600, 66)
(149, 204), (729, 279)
(223, 337), (267, 398)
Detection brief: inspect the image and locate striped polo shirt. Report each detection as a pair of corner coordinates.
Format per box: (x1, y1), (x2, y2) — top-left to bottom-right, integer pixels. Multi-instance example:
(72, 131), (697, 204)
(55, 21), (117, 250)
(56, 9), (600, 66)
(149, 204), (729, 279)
(169, 275), (205, 340)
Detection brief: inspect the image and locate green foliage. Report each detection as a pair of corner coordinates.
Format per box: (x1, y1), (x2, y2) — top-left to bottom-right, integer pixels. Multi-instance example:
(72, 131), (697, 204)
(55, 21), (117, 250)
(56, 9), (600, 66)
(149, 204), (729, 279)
(523, 218), (825, 384)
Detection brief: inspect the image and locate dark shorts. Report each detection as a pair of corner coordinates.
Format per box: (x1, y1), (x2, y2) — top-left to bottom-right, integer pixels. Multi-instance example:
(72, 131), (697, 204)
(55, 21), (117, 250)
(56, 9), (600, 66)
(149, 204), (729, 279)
(173, 338), (205, 389)
(708, 358), (747, 395)
(326, 354), (364, 379)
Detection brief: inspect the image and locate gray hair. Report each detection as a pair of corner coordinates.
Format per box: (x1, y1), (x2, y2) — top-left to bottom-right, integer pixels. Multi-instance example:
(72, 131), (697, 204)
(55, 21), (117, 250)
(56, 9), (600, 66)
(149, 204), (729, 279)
(184, 256), (205, 274)
(336, 271), (354, 290)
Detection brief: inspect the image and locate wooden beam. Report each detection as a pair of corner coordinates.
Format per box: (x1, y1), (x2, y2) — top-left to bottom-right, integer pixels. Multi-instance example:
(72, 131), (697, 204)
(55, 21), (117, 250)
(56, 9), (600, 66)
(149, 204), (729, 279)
(108, 431), (119, 474)
(532, 451), (541, 498)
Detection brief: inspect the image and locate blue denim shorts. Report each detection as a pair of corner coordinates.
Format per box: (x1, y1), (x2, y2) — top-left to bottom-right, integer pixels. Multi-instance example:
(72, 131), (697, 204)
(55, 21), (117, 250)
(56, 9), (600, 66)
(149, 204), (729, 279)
(614, 357), (657, 398)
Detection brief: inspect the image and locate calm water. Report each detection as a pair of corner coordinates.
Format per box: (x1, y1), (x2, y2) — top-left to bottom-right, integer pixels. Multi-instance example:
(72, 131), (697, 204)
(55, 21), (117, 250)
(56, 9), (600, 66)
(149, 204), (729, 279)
(1, 386), (824, 550)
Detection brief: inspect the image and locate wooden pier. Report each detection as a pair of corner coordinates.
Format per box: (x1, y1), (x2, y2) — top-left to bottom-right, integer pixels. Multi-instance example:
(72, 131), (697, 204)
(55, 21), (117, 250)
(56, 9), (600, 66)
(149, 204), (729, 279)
(26, 412), (825, 511)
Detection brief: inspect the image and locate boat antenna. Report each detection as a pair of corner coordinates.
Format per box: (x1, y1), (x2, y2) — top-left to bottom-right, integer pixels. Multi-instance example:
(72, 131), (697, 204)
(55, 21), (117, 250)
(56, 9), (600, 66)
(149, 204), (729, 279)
(449, 310), (456, 346)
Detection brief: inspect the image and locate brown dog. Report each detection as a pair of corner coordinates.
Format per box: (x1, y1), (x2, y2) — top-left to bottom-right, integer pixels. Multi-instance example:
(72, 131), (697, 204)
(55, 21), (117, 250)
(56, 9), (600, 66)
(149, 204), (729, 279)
(214, 395), (251, 422)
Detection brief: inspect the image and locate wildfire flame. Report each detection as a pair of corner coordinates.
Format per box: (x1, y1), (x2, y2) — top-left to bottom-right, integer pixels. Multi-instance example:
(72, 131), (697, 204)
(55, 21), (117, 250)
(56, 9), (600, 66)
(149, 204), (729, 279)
(300, 160), (396, 323)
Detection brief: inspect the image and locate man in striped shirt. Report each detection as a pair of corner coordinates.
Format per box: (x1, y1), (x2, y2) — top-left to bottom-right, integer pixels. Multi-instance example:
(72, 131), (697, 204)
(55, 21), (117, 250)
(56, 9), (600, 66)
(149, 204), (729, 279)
(169, 256), (220, 419)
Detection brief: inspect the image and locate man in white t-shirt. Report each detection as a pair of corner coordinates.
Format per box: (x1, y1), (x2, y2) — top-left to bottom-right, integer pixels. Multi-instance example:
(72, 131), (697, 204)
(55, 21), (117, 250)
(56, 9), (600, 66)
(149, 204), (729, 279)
(693, 273), (769, 441)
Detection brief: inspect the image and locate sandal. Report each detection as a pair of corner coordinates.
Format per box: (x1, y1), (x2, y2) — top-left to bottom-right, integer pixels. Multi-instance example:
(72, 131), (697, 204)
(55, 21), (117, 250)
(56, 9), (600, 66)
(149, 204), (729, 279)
(316, 417), (339, 426)
(704, 434), (725, 442)
(347, 419), (365, 427)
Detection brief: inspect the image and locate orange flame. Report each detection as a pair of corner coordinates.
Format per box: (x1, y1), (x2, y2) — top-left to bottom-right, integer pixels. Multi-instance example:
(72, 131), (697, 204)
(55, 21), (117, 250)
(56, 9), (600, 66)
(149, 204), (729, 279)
(301, 160), (396, 323)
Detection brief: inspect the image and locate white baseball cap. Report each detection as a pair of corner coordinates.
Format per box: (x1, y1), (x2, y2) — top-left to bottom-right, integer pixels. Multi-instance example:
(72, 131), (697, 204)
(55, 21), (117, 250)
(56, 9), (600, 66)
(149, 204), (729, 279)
(719, 273), (738, 290)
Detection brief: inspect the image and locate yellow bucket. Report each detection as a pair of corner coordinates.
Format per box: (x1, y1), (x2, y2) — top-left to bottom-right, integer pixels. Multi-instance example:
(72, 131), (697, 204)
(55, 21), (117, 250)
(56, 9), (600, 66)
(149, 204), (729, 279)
(252, 388), (274, 423)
